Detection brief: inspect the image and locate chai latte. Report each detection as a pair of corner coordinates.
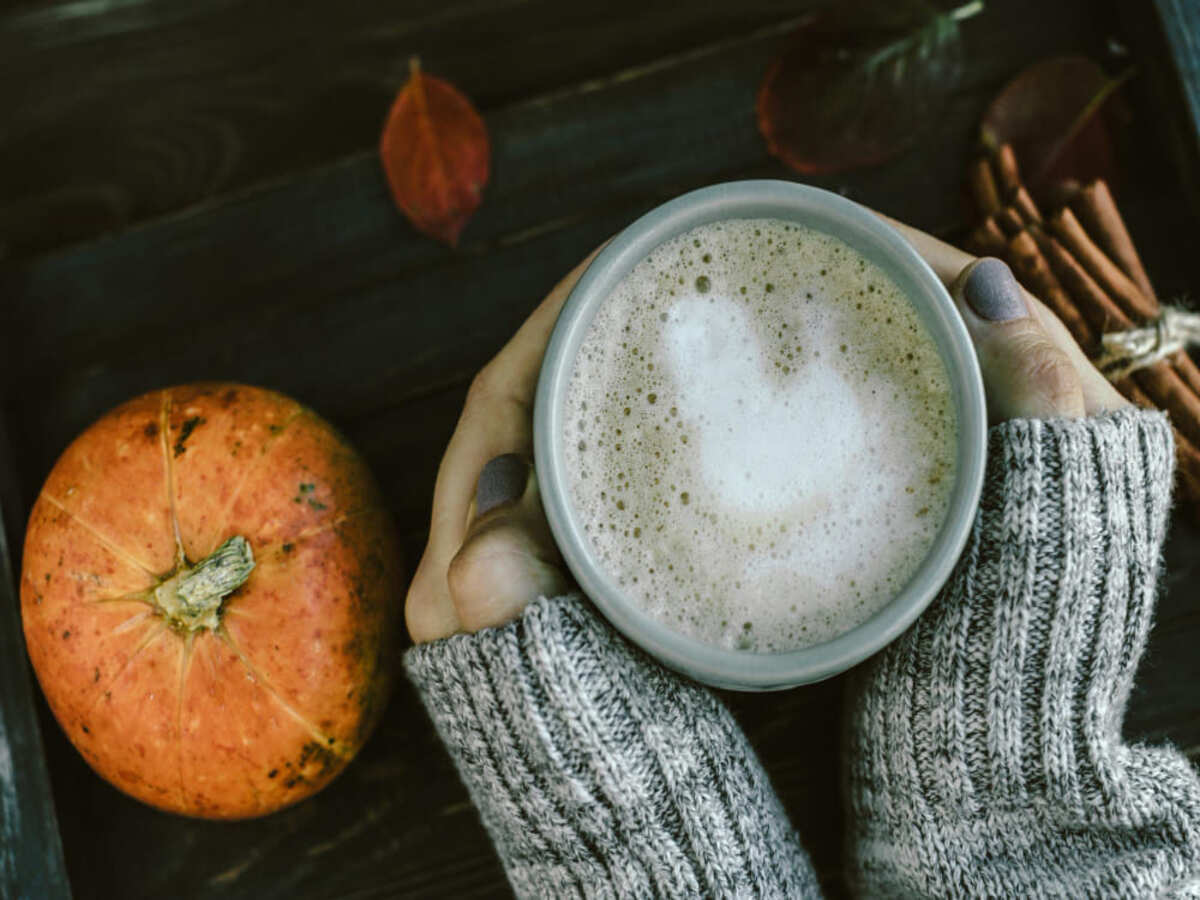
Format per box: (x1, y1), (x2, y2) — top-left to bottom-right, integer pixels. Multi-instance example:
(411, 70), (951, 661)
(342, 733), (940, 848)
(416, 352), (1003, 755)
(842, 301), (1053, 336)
(563, 218), (957, 652)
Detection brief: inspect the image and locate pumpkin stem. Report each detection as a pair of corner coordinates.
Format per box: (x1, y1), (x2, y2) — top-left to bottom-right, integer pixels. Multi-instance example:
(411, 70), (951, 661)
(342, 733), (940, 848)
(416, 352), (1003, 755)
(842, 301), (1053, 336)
(154, 536), (255, 631)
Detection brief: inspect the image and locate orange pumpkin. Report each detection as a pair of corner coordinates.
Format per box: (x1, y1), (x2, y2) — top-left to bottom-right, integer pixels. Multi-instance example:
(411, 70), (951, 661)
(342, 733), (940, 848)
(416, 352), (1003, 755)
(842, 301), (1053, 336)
(20, 384), (401, 819)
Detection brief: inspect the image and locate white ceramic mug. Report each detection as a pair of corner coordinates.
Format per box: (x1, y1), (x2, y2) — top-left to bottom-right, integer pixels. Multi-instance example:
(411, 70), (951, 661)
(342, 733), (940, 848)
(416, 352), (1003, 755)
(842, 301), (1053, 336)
(534, 181), (986, 690)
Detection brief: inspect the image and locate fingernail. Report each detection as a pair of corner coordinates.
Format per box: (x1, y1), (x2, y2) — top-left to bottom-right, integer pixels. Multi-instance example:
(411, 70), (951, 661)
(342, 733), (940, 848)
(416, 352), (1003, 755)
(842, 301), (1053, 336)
(963, 258), (1027, 321)
(476, 454), (529, 517)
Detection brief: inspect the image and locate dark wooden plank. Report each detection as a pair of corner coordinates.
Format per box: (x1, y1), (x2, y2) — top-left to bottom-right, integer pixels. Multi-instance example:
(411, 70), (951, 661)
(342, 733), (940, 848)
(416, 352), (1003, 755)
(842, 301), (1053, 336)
(0, 0), (810, 260)
(1151, 0), (1200, 213)
(1110, 0), (1200, 241)
(1, 0), (1199, 897)
(1155, 0), (1200, 133)
(0, 408), (72, 900)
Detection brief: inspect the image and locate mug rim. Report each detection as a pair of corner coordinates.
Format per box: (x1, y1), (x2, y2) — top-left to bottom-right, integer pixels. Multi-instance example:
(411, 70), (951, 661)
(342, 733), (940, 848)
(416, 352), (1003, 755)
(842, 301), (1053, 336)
(533, 180), (987, 690)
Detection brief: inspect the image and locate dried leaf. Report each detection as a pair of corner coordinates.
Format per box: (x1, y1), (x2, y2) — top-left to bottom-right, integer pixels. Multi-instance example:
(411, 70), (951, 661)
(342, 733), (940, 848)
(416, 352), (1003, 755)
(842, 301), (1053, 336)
(380, 59), (490, 247)
(981, 56), (1132, 195)
(757, 0), (981, 175)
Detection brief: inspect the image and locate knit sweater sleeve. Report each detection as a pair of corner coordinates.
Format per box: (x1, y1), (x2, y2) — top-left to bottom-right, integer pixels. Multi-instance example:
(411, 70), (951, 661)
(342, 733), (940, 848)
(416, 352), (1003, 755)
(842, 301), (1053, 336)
(847, 407), (1200, 898)
(404, 594), (821, 899)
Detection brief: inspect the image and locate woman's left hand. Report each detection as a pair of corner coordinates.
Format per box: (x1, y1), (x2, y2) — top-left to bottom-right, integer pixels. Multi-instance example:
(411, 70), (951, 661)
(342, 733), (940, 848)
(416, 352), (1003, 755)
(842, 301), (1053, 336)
(404, 253), (598, 643)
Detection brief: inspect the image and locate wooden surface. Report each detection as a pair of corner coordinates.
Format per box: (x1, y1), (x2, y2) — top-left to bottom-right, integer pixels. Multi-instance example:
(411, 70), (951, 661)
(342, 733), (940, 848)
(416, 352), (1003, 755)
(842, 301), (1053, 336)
(2, 0), (1199, 897)
(1143, 0), (1200, 214)
(0, 0), (805, 261)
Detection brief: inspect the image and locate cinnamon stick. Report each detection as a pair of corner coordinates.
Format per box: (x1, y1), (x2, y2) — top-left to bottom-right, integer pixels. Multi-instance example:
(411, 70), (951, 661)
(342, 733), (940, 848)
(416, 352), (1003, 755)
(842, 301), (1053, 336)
(1048, 207), (1158, 322)
(1116, 378), (1155, 408)
(1031, 228), (1130, 334)
(1012, 187), (1042, 224)
(1121, 381), (1200, 508)
(968, 157), (1002, 216)
(966, 217), (1008, 256)
(1072, 180), (1157, 302)
(1171, 352), (1200, 398)
(994, 144), (1021, 197)
(1133, 364), (1200, 452)
(1006, 230), (1096, 348)
(997, 205), (1025, 235)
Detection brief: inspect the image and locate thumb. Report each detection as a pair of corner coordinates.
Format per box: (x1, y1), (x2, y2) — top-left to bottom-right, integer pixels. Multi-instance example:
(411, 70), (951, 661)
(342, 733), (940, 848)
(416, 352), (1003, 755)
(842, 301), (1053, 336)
(952, 257), (1086, 422)
(447, 454), (570, 633)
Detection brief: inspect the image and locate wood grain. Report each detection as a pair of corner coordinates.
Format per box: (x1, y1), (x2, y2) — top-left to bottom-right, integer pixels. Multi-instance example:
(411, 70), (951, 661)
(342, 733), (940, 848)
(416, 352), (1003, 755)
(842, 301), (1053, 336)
(1, 0), (1199, 897)
(0, 0), (812, 261)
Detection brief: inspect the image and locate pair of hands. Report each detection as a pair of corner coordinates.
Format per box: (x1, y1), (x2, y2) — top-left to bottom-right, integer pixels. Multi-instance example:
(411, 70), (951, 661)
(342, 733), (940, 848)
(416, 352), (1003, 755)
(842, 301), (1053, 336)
(407, 219), (1128, 644)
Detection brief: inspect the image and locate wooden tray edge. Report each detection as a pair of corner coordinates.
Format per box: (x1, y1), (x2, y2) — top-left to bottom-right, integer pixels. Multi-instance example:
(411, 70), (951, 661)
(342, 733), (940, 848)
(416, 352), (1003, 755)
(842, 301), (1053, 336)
(0, 405), (71, 900)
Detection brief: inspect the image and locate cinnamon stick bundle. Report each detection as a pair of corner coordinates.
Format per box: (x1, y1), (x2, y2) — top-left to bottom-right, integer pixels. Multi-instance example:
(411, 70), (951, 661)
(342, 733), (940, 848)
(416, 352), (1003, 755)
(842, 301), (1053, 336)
(965, 144), (1200, 514)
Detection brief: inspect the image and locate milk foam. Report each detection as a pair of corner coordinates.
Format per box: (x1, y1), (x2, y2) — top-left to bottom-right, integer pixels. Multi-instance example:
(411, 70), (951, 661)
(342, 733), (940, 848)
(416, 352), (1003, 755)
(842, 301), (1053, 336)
(563, 219), (957, 652)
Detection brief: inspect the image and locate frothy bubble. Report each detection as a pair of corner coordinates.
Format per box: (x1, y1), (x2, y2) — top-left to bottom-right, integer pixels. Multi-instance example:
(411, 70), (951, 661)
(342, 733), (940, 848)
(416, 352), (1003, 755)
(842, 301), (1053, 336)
(563, 218), (957, 652)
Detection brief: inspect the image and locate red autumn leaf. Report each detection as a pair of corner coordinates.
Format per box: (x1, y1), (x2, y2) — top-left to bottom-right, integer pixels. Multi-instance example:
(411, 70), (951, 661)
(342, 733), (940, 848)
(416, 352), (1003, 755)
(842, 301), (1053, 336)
(380, 58), (490, 247)
(981, 56), (1131, 196)
(757, 0), (979, 176)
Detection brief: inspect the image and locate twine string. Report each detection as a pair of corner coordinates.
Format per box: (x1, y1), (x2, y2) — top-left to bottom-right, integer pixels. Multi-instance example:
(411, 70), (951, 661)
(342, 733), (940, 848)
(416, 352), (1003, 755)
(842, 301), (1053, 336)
(1094, 306), (1200, 381)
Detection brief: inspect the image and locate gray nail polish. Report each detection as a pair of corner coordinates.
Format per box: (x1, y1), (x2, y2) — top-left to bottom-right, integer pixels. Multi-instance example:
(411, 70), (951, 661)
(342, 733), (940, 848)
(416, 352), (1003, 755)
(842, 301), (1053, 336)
(963, 258), (1027, 321)
(476, 454), (529, 517)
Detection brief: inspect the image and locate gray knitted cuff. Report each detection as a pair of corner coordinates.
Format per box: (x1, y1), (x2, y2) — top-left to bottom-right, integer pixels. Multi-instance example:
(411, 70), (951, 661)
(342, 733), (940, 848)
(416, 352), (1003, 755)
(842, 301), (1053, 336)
(406, 594), (820, 899)
(965, 408), (1176, 800)
(848, 408), (1200, 897)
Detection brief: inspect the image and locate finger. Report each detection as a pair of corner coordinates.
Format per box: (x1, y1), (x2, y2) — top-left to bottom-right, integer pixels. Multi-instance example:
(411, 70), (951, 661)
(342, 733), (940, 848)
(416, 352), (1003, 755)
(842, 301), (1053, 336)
(434, 248), (602, 550)
(882, 217), (1126, 415)
(408, 248), (600, 641)
(406, 553), (463, 643)
(410, 452), (542, 643)
(952, 258), (1085, 421)
(448, 455), (569, 635)
(1030, 301), (1128, 415)
(406, 378), (530, 643)
(426, 253), (596, 573)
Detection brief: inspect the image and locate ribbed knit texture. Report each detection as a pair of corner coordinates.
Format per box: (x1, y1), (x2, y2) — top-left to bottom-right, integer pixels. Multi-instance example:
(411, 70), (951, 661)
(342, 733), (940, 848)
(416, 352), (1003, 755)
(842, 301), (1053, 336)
(407, 409), (1200, 898)
(847, 408), (1200, 898)
(405, 594), (821, 898)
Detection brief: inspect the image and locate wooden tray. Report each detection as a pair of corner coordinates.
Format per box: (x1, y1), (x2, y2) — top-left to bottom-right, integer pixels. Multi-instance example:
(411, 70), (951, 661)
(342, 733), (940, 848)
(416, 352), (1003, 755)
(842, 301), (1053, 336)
(2, 0), (1199, 896)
